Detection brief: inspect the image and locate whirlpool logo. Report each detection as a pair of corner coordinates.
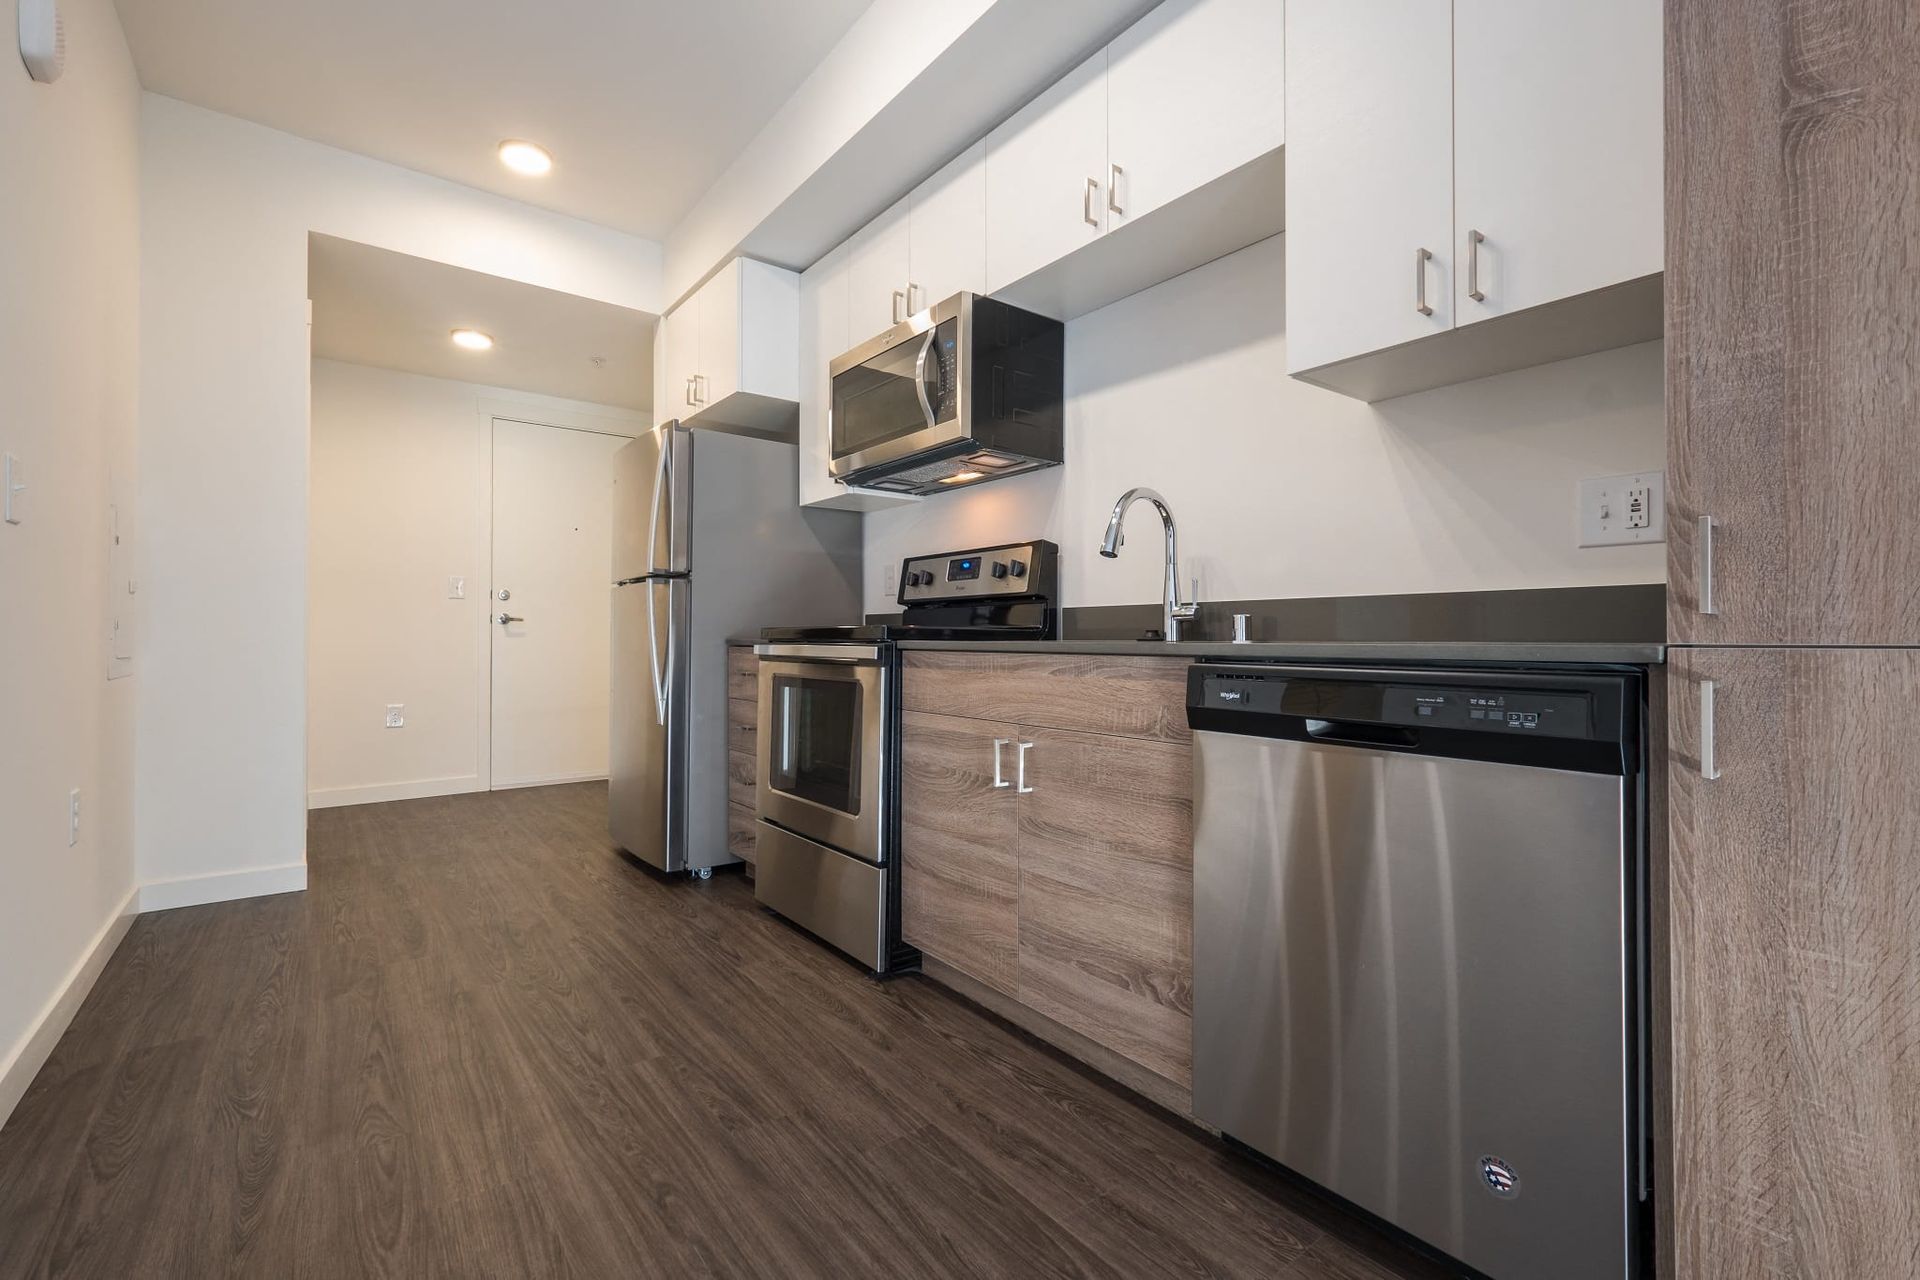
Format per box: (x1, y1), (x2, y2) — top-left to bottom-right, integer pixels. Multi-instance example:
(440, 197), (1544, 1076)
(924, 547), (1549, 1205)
(1479, 1156), (1521, 1199)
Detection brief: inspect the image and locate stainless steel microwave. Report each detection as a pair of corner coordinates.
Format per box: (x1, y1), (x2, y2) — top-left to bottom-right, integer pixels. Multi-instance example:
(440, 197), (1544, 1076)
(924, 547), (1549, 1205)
(827, 292), (1063, 495)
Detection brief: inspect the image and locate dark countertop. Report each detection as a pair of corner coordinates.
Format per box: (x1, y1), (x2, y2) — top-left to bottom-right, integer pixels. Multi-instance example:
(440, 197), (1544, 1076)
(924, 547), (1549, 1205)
(895, 638), (1664, 665)
(737, 636), (1662, 664)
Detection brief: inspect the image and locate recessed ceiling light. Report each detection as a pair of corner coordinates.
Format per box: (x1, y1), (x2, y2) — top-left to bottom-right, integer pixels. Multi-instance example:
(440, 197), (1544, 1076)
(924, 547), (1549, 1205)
(450, 328), (494, 351)
(497, 140), (553, 176)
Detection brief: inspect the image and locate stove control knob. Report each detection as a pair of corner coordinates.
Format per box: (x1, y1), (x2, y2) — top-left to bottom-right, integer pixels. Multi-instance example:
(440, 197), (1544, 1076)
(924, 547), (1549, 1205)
(991, 561), (1009, 580)
(1008, 559), (1028, 579)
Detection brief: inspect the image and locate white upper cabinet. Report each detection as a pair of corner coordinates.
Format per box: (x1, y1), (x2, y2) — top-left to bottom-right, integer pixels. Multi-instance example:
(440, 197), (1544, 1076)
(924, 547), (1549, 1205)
(1287, 0), (1665, 399)
(1107, 0), (1286, 229)
(1284, 0), (1455, 376)
(984, 49), (1110, 294)
(697, 258), (743, 407)
(907, 141), (987, 312)
(1452, 0), (1662, 323)
(847, 195), (911, 344)
(659, 257), (799, 433)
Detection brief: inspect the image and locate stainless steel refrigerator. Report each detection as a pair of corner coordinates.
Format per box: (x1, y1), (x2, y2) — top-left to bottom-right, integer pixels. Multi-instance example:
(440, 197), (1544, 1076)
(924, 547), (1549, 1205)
(609, 423), (862, 874)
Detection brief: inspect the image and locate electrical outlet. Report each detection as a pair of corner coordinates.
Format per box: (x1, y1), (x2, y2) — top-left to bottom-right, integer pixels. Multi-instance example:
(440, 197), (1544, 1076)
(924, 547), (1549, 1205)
(1579, 471), (1665, 547)
(68, 789), (80, 847)
(385, 704), (405, 729)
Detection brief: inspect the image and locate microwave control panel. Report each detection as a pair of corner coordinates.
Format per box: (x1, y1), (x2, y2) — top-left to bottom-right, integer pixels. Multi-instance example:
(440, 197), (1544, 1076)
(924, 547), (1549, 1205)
(898, 541), (1058, 603)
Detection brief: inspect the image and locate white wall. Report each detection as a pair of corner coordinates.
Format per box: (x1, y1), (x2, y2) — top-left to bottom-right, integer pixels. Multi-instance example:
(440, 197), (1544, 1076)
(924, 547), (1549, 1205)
(307, 360), (641, 808)
(138, 96), (667, 907)
(0, 0), (142, 1121)
(865, 234), (1665, 613)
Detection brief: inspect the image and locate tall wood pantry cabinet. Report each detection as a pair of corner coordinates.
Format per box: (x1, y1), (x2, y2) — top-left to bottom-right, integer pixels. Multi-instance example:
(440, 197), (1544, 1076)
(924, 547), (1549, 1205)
(1661, 1), (1920, 1275)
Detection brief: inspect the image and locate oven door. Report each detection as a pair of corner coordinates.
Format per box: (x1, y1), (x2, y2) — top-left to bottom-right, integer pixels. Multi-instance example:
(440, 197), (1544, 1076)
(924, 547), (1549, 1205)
(754, 645), (888, 864)
(828, 298), (967, 480)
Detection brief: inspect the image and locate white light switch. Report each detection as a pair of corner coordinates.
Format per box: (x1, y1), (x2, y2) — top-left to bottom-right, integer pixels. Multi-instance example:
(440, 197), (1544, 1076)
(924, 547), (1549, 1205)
(448, 576), (466, 599)
(3, 453), (23, 525)
(68, 789), (81, 847)
(1579, 471), (1665, 547)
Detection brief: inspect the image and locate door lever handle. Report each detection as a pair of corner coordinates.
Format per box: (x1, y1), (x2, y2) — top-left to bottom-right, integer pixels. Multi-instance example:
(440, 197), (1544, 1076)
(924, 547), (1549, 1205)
(496, 613), (524, 625)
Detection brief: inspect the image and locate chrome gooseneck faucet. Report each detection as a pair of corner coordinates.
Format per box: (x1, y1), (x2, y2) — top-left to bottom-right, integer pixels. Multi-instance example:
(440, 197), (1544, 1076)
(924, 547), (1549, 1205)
(1099, 487), (1199, 642)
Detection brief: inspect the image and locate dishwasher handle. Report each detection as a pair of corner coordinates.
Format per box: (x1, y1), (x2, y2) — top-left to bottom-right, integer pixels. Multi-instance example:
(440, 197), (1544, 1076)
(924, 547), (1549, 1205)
(1303, 718), (1420, 750)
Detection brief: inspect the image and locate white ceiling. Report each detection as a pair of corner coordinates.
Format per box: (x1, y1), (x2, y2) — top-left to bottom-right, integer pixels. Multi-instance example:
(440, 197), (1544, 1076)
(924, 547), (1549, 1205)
(114, 0), (876, 240)
(308, 234), (656, 409)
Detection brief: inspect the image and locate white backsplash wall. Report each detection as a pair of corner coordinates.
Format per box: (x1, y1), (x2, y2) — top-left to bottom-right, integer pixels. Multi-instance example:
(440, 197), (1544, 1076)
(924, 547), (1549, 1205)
(862, 233), (1665, 615)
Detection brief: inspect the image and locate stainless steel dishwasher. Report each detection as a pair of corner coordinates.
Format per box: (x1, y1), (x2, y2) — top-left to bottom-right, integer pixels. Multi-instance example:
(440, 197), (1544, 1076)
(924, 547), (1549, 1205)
(1188, 663), (1648, 1280)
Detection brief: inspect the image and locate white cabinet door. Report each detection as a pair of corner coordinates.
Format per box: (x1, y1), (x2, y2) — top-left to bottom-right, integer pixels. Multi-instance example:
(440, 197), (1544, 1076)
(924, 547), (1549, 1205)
(1452, 0), (1662, 323)
(908, 141), (987, 310)
(847, 195), (911, 344)
(1284, 0), (1454, 374)
(985, 49), (1109, 293)
(695, 260), (741, 408)
(660, 301), (698, 420)
(798, 247), (849, 508)
(1107, 0), (1285, 229)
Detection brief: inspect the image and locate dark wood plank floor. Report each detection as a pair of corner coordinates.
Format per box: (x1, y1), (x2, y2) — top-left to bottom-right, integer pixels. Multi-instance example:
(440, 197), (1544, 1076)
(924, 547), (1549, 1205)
(0, 783), (1452, 1279)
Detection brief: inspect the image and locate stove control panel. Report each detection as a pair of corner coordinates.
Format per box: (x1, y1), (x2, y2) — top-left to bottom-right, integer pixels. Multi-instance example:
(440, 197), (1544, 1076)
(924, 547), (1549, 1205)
(898, 540), (1058, 605)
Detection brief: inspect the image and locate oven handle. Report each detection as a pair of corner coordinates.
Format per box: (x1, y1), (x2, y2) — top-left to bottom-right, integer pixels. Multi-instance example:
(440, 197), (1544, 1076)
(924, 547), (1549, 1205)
(754, 643), (884, 663)
(913, 328), (938, 427)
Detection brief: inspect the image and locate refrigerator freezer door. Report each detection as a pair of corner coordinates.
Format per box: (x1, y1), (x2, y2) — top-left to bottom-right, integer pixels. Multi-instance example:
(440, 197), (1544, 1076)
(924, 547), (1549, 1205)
(609, 579), (688, 870)
(610, 426), (688, 582)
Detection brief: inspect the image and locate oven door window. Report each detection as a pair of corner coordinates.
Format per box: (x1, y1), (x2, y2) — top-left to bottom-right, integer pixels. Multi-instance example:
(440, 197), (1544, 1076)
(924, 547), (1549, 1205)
(770, 675), (864, 815)
(831, 318), (959, 461)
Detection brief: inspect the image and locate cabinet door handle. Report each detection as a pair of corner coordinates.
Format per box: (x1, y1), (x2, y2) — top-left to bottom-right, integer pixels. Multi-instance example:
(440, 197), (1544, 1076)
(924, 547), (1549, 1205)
(991, 738), (1011, 789)
(892, 290), (906, 325)
(1108, 163), (1124, 215)
(1697, 514), (1718, 616)
(1467, 229), (1486, 302)
(684, 376), (695, 406)
(1415, 247), (1434, 316)
(1016, 741), (1035, 794)
(1698, 679), (1722, 780)
(1084, 177), (1100, 228)
(905, 283), (920, 315)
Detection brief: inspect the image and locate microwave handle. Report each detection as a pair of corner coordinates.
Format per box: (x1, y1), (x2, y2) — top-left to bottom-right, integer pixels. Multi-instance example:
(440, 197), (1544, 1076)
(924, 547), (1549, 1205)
(912, 328), (938, 427)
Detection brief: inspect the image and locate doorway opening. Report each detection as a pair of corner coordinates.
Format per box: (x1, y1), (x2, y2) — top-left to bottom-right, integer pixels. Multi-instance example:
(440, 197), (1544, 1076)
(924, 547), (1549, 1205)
(304, 233), (657, 809)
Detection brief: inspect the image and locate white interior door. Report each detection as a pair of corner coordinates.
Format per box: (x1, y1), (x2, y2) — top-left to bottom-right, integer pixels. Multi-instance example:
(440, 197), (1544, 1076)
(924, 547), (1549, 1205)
(490, 416), (631, 789)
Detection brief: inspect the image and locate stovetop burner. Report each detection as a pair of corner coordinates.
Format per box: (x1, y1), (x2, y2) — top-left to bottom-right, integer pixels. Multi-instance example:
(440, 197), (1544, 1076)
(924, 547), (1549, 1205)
(762, 540), (1060, 646)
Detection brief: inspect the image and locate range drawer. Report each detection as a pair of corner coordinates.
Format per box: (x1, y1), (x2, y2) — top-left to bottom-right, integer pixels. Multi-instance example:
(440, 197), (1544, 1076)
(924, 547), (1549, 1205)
(902, 652), (1190, 743)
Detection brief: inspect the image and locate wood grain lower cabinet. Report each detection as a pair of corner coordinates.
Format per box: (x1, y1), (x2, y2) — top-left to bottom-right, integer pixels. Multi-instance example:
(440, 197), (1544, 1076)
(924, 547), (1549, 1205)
(899, 711), (1021, 996)
(1666, 647), (1920, 1278)
(900, 657), (1195, 1093)
(1014, 726), (1193, 1088)
(726, 648), (758, 866)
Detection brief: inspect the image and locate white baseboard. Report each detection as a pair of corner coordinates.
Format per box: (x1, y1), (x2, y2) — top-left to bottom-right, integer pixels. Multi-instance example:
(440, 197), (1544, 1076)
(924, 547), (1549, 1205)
(307, 774), (485, 809)
(137, 862), (308, 913)
(0, 888), (138, 1131)
(489, 771), (607, 791)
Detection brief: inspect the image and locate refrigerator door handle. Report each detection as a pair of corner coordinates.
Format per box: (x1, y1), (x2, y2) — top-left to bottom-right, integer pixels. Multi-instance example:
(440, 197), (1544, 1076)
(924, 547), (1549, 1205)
(647, 427), (670, 575)
(646, 581), (667, 726)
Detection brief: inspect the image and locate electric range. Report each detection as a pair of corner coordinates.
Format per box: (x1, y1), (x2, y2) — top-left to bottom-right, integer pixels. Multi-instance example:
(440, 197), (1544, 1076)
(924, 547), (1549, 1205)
(750, 540), (1058, 973)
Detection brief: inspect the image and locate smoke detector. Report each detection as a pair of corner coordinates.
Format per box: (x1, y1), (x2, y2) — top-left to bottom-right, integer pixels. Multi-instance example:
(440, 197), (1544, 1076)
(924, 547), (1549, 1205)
(19, 0), (65, 84)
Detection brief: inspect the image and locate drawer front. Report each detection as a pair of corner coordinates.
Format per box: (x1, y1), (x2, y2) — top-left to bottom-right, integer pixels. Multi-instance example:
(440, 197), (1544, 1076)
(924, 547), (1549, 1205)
(903, 652), (1190, 742)
(727, 647), (758, 703)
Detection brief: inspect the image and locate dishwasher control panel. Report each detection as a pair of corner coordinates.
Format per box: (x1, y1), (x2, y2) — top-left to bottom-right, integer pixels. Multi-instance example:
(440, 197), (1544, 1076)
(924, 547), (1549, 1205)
(1196, 673), (1596, 740)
